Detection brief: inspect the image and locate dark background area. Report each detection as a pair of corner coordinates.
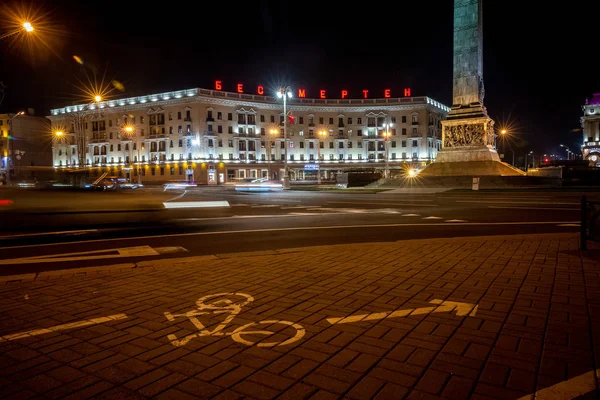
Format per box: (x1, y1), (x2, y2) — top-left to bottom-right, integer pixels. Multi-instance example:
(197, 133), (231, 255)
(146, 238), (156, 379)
(1, 0), (599, 159)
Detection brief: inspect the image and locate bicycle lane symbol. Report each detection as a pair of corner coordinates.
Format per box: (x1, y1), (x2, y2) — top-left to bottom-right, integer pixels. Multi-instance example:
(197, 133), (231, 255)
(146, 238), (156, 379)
(163, 292), (306, 348)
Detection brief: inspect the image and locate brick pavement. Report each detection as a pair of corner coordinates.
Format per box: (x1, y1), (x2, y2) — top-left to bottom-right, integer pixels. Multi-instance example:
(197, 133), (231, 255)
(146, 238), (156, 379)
(0, 233), (599, 399)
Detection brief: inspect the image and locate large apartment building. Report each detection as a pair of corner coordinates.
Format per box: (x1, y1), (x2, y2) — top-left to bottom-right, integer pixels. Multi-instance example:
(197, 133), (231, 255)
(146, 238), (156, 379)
(48, 88), (449, 184)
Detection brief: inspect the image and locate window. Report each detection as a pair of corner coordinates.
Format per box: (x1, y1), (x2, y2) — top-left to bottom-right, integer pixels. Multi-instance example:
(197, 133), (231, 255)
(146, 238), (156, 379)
(299, 142), (304, 149)
(412, 140), (418, 147)
(319, 117), (324, 124)
(357, 117), (362, 124)
(391, 116), (396, 123)
(309, 142), (314, 149)
(228, 126), (233, 134)
(357, 129), (363, 136)
(217, 112), (222, 120)
(329, 118), (334, 124)
(402, 128), (407, 135)
(218, 125), (222, 133)
(299, 117), (304, 124)
(260, 115), (265, 123)
(413, 127), (418, 136)
(270, 115), (275, 123)
(402, 116), (407, 123)
(348, 117), (352, 125)
(412, 115), (418, 123)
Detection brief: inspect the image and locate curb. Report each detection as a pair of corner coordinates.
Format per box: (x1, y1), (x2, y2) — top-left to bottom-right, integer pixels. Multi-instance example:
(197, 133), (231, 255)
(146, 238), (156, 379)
(0, 232), (581, 285)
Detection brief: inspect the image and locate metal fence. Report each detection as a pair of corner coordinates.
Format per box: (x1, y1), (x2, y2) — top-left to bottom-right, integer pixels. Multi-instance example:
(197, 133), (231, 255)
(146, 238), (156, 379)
(580, 195), (600, 250)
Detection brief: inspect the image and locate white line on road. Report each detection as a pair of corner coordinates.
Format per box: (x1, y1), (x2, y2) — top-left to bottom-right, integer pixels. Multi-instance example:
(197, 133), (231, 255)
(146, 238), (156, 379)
(0, 221), (581, 250)
(517, 369), (599, 400)
(445, 219), (468, 223)
(165, 190), (187, 202)
(423, 216), (443, 219)
(458, 200), (579, 205)
(402, 214), (421, 217)
(0, 314), (128, 342)
(488, 206), (580, 211)
(329, 201), (438, 207)
(163, 201), (230, 208)
(0, 229), (98, 240)
(557, 223), (580, 227)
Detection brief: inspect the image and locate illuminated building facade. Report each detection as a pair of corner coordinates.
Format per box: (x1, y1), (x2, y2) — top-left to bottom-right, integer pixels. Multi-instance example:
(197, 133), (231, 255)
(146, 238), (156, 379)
(48, 88), (449, 184)
(582, 92), (600, 165)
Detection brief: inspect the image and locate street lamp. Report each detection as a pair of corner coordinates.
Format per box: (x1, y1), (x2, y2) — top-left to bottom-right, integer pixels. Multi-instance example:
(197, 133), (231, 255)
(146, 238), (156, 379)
(382, 122), (393, 178)
(53, 129), (76, 167)
(0, 22), (35, 42)
(560, 144), (571, 160)
(526, 151), (535, 170)
(122, 124), (142, 184)
(276, 86), (292, 189)
(268, 128), (278, 180)
(3, 111), (25, 185)
(317, 130), (328, 184)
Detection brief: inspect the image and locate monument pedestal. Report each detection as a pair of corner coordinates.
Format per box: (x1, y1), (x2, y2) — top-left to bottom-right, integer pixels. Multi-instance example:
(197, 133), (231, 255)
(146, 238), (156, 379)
(421, 112), (525, 176)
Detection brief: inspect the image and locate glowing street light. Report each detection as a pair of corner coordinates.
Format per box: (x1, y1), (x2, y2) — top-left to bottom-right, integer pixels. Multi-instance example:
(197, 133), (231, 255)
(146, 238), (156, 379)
(276, 86), (293, 189)
(317, 130), (328, 184)
(122, 124), (142, 185)
(382, 122), (393, 179)
(22, 22), (34, 32)
(94, 95), (102, 103)
(268, 128), (279, 179)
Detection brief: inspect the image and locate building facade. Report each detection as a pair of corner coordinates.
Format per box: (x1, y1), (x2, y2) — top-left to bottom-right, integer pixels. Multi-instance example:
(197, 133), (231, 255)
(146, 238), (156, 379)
(48, 88), (449, 184)
(582, 92), (600, 165)
(1, 110), (52, 182)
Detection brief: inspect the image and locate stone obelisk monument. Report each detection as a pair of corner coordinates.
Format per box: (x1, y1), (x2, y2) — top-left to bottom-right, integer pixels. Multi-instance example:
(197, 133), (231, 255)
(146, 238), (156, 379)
(421, 0), (523, 176)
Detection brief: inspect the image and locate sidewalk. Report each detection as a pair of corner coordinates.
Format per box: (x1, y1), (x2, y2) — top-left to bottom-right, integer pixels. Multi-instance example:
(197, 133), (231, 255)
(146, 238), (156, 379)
(1, 233), (599, 399)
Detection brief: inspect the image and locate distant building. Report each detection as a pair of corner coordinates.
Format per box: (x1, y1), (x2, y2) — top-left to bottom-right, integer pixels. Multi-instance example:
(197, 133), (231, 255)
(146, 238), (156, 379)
(582, 92), (600, 165)
(48, 88), (449, 184)
(0, 110), (52, 182)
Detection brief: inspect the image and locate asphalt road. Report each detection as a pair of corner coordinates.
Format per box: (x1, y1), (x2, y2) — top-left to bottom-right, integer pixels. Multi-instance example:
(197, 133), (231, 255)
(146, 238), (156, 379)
(0, 185), (588, 276)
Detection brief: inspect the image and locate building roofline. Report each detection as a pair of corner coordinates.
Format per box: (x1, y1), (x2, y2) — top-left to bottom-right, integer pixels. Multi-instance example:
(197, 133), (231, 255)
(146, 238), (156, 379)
(48, 87), (451, 117)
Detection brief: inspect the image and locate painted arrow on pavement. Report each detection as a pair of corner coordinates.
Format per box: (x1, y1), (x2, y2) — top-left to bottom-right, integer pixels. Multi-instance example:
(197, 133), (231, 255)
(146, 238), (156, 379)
(326, 299), (478, 325)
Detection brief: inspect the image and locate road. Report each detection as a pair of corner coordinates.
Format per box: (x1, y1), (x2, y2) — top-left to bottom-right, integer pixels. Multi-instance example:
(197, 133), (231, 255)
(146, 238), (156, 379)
(0, 185), (588, 276)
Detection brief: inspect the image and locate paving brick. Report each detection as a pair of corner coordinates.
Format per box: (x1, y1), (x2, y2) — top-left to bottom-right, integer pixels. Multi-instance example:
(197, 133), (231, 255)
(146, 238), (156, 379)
(346, 376), (386, 400)
(278, 382), (317, 400)
(175, 377), (221, 398)
(415, 369), (450, 395)
(232, 380), (279, 400)
(373, 382), (409, 399)
(441, 376), (475, 400)
(211, 365), (255, 388)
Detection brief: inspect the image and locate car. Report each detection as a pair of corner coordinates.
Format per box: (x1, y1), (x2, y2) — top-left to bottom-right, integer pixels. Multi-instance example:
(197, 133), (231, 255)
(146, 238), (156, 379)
(234, 178), (283, 192)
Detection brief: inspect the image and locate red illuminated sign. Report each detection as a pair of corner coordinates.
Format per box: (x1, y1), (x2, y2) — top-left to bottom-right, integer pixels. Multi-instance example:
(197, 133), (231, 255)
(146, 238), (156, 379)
(212, 82), (413, 99)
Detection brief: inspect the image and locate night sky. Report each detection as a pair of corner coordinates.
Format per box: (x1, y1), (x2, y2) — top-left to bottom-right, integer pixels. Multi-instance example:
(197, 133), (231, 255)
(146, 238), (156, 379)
(1, 0), (599, 159)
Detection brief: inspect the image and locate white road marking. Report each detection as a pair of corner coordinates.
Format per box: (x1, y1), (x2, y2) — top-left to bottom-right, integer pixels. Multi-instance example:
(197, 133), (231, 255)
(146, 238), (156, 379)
(163, 201), (230, 208)
(0, 314), (128, 342)
(0, 246), (187, 264)
(458, 200), (578, 205)
(445, 219), (467, 223)
(280, 206), (309, 209)
(329, 201), (438, 207)
(250, 205), (280, 208)
(557, 223), (580, 227)
(402, 214), (421, 217)
(517, 369), (599, 400)
(488, 206), (579, 211)
(0, 221), (582, 250)
(0, 229), (98, 240)
(327, 299), (478, 325)
(423, 216), (443, 219)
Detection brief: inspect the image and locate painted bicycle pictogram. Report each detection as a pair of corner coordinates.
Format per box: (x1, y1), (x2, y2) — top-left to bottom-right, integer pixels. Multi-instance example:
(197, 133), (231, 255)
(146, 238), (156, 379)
(164, 292), (305, 347)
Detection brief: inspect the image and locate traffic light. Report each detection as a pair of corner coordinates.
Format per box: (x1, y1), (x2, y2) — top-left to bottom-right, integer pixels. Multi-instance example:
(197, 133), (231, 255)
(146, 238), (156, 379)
(288, 115), (295, 124)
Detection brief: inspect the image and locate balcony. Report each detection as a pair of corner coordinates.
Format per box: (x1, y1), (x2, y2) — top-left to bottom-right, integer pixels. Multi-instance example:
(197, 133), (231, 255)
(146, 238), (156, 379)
(184, 117), (192, 122)
(206, 117), (215, 122)
(412, 121), (419, 125)
(89, 138), (109, 144)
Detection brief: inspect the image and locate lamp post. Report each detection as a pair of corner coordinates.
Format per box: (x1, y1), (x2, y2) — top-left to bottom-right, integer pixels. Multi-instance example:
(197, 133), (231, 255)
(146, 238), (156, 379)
(382, 123), (393, 178)
(276, 86), (292, 189)
(526, 151), (534, 170)
(4, 111), (25, 185)
(268, 129), (278, 180)
(0, 22), (35, 42)
(53, 129), (76, 167)
(123, 124), (142, 184)
(560, 144), (571, 160)
(317, 130), (328, 184)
